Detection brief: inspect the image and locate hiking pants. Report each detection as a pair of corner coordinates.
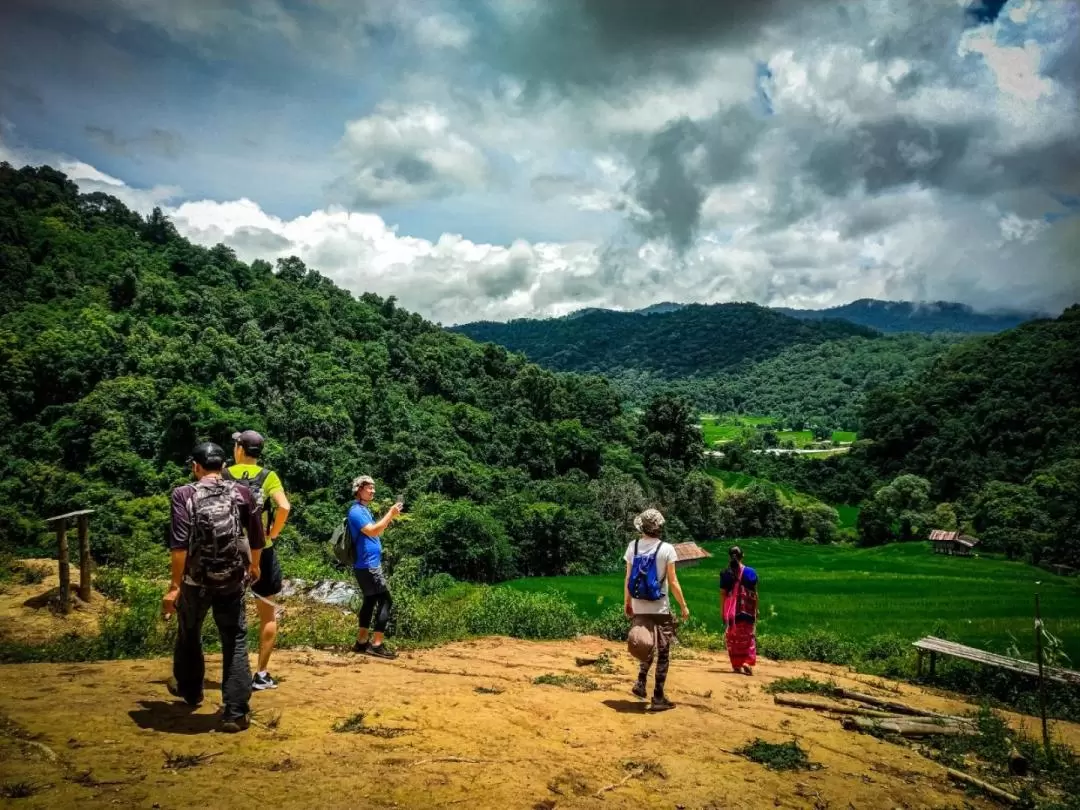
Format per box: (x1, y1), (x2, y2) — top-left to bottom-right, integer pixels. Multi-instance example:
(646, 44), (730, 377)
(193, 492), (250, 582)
(173, 583), (251, 721)
(353, 567), (392, 633)
(633, 614), (675, 699)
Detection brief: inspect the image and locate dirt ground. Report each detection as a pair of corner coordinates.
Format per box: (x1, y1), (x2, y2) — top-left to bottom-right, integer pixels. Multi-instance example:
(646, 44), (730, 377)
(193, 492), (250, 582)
(0, 559), (106, 646)
(2, 636), (1077, 810)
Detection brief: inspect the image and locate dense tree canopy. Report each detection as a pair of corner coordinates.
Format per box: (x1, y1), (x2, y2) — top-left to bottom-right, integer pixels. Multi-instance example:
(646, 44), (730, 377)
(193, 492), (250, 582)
(452, 303), (875, 379)
(0, 163), (709, 581)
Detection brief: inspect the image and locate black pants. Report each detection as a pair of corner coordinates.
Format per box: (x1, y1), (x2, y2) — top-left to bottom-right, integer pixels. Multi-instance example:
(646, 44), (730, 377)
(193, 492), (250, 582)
(173, 583), (251, 721)
(353, 567), (392, 634)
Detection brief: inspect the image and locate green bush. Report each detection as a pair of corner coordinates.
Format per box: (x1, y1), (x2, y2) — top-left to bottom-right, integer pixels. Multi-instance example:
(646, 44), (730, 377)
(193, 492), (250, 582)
(461, 587), (579, 639)
(582, 604), (632, 641)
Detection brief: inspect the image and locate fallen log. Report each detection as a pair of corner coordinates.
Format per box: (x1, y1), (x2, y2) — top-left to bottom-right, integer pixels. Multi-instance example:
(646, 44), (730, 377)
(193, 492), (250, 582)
(945, 767), (1020, 805)
(842, 717), (965, 737)
(832, 688), (953, 720)
(773, 695), (900, 718)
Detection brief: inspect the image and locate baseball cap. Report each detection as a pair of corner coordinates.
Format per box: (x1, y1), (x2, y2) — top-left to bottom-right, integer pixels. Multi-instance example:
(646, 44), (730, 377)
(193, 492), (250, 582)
(351, 475), (375, 491)
(188, 442), (226, 470)
(231, 430), (264, 452)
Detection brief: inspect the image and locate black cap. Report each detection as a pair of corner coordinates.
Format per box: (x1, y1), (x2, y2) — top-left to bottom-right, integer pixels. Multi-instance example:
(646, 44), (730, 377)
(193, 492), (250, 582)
(231, 430), (264, 452)
(188, 442), (226, 470)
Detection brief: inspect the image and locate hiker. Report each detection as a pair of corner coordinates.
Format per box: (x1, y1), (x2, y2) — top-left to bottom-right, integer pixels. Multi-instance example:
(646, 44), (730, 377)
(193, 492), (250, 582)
(348, 475), (403, 659)
(721, 545), (758, 675)
(162, 441), (265, 732)
(624, 508), (689, 711)
(224, 429), (291, 691)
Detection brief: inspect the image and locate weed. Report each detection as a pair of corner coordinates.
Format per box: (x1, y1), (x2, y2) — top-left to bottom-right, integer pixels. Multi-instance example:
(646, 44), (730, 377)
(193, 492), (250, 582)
(331, 711), (408, 738)
(163, 751), (220, 770)
(474, 686), (504, 695)
(735, 739), (818, 772)
(622, 759), (666, 779)
(18, 564), (47, 586)
(763, 676), (836, 696)
(0, 780), (48, 799)
(533, 673), (599, 692)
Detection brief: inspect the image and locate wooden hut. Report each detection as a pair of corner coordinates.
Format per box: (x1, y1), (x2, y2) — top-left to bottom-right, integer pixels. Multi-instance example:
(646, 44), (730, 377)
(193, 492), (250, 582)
(672, 542), (712, 568)
(929, 529), (980, 557)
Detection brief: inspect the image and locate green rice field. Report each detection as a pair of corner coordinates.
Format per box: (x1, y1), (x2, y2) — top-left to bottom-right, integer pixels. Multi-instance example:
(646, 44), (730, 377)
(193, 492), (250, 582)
(506, 540), (1080, 663)
(700, 415), (857, 448)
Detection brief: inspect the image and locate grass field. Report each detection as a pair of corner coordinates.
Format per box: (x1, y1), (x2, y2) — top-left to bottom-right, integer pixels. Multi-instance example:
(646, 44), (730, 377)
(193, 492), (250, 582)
(506, 540), (1080, 663)
(700, 415), (857, 447)
(706, 468), (806, 504)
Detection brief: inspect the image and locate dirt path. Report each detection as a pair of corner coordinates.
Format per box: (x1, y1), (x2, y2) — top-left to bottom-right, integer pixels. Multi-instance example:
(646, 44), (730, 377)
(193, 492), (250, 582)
(0, 637), (1074, 809)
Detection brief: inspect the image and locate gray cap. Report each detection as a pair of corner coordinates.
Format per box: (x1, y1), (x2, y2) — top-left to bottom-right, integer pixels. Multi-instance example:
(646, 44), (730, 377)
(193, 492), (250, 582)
(231, 430), (264, 452)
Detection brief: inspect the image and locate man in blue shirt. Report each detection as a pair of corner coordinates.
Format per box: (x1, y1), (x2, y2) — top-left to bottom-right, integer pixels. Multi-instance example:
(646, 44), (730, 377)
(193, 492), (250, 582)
(349, 475), (403, 659)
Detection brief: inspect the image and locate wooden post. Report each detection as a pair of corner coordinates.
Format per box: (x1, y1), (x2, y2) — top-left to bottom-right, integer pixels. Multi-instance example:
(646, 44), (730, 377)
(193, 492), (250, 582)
(55, 518), (70, 615)
(1035, 593), (1052, 760)
(929, 651), (937, 678)
(78, 513), (91, 602)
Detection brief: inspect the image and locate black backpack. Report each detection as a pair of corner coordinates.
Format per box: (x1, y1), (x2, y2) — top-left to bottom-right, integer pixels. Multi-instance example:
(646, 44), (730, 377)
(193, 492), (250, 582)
(223, 466), (273, 532)
(187, 479), (248, 593)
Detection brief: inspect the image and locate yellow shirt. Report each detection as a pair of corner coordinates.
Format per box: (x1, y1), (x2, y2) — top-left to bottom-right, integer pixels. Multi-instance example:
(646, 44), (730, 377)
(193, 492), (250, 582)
(226, 464), (284, 547)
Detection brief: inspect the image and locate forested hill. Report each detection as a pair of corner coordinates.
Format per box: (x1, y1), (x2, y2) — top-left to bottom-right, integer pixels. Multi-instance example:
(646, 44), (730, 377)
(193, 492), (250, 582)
(0, 163), (714, 582)
(774, 299), (1039, 334)
(858, 306), (1080, 563)
(451, 304), (876, 378)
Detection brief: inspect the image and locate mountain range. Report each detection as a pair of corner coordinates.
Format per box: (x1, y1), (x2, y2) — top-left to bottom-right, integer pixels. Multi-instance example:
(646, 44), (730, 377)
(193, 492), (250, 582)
(559, 298), (1041, 334)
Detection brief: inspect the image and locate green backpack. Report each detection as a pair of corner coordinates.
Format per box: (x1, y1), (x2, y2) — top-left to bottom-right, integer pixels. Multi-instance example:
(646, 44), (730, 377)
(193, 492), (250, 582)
(330, 517), (356, 567)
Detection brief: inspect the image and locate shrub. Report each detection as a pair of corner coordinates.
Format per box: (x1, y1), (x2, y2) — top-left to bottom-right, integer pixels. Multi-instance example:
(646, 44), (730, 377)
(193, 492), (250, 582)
(462, 587), (579, 640)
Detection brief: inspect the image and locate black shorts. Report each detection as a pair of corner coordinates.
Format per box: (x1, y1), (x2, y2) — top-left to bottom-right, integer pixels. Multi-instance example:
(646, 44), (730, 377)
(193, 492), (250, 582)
(252, 545), (283, 598)
(353, 566), (390, 597)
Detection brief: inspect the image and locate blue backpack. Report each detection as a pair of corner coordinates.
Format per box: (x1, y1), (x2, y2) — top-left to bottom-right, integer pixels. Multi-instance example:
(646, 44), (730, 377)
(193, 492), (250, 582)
(628, 539), (667, 601)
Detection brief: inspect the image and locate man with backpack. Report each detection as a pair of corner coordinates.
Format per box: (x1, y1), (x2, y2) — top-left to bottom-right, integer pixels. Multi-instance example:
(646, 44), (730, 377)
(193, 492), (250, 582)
(624, 508), (689, 712)
(162, 441), (266, 733)
(223, 429), (291, 691)
(348, 475), (403, 659)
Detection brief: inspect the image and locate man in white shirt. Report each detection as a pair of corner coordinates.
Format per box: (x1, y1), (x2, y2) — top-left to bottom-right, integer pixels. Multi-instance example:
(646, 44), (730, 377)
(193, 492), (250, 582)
(623, 508), (689, 711)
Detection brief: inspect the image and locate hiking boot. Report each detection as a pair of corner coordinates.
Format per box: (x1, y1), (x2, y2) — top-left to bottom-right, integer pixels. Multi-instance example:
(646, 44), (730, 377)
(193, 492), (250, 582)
(631, 683), (648, 700)
(220, 715), (250, 733)
(366, 644), (398, 660)
(352, 640), (370, 654)
(252, 672), (278, 691)
(649, 695), (675, 712)
(166, 677), (202, 708)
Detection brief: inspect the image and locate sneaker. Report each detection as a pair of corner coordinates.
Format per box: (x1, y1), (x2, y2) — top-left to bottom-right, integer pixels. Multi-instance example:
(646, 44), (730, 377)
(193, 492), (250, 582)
(166, 677), (202, 708)
(366, 644), (398, 660)
(220, 715), (250, 733)
(649, 695), (675, 712)
(252, 672), (278, 691)
(631, 683), (648, 700)
(352, 640), (370, 654)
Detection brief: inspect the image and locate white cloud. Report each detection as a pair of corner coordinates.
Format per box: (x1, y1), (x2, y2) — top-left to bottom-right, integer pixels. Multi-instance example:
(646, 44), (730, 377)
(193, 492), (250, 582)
(332, 103), (489, 207)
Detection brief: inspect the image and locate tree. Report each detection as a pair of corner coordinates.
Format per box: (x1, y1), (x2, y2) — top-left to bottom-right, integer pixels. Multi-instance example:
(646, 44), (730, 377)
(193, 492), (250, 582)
(640, 392), (703, 472)
(872, 474), (932, 542)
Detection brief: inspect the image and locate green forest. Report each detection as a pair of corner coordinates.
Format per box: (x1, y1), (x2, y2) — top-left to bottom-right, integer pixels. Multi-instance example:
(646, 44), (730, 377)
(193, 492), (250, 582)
(0, 163), (727, 585)
(2, 161), (1079, 623)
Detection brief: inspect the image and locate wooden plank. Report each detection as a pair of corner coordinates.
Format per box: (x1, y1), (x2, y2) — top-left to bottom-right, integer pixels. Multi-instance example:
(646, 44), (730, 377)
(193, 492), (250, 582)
(913, 637), (1080, 684)
(55, 518), (70, 615)
(77, 513), (91, 602)
(45, 508), (95, 523)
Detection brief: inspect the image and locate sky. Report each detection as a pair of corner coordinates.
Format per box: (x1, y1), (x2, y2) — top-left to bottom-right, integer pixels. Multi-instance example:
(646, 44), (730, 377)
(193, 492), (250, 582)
(1, 0), (1078, 325)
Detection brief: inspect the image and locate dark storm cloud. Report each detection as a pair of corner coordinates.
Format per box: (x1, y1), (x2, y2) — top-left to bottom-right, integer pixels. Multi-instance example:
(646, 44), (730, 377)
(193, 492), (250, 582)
(804, 117), (980, 198)
(86, 126), (186, 159)
(630, 105), (766, 250)
(474, 0), (804, 92)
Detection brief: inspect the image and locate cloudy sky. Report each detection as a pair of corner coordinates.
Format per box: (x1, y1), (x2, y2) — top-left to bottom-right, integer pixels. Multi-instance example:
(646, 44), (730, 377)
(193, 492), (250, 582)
(1, 0), (1078, 324)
